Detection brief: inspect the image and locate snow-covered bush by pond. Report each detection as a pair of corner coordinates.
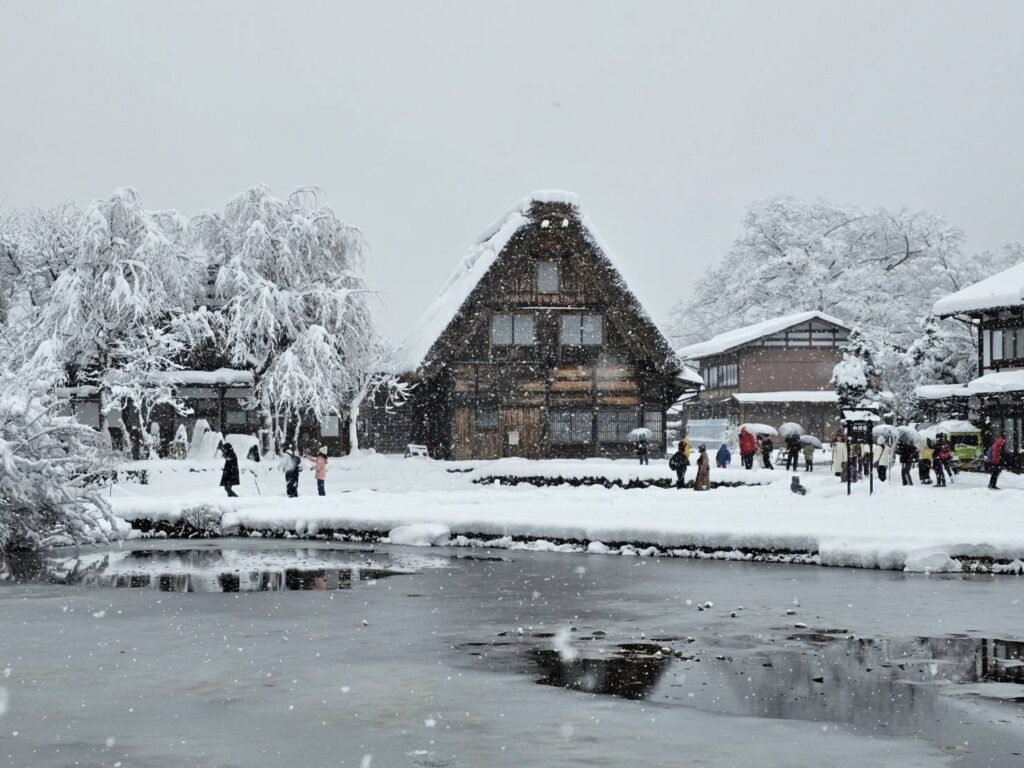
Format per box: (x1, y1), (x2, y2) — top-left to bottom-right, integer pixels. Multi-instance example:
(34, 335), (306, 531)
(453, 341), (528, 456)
(0, 366), (124, 551)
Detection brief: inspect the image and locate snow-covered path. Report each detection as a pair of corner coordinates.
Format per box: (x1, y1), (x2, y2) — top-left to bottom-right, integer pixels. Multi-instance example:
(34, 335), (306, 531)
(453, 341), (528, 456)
(107, 455), (1024, 574)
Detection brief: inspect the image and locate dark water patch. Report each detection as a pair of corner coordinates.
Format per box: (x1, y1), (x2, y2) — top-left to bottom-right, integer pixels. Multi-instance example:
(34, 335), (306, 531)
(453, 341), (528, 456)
(531, 642), (672, 700)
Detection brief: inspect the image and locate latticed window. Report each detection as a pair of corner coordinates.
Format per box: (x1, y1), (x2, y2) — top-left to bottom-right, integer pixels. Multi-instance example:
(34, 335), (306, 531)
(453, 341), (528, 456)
(597, 410), (637, 443)
(549, 410), (592, 444)
(491, 314), (535, 346)
(643, 409), (663, 443)
(560, 314), (603, 346)
(537, 261), (560, 293)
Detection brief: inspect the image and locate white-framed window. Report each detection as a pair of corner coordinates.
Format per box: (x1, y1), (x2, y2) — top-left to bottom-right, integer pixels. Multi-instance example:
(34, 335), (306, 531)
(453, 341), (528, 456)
(491, 314), (536, 346)
(549, 410), (592, 444)
(992, 329), (1004, 361)
(560, 314), (603, 346)
(703, 362), (737, 389)
(537, 261), (560, 293)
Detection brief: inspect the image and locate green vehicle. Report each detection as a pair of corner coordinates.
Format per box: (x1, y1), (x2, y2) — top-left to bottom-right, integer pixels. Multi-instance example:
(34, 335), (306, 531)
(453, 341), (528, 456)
(919, 420), (984, 470)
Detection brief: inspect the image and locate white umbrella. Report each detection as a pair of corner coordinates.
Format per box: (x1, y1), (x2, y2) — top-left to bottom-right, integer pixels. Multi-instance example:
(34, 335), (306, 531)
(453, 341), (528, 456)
(740, 423), (778, 437)
(800, 435), (823, 448)
(779, 422), (804, 438)
(896, 425), (919, 444)
(872, 424), (899, 439)
(628, 427), (654, 441)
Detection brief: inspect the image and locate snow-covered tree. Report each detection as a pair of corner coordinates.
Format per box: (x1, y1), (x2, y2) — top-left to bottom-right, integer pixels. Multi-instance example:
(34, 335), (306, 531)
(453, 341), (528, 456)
(33, 189), (203, 438)
(668, 196), (1023, 387)
(192, 185), (378, 447)
(0, 329), (122, 552)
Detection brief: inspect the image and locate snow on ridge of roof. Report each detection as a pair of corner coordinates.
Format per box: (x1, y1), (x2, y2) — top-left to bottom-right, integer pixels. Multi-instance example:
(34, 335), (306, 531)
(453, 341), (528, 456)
(678, 311), (851, 360)
(916, 369), (1024, 399)
(932, 261), (1024, 316)
(397, 190), (675, 374)
(731, 390), (839, 403)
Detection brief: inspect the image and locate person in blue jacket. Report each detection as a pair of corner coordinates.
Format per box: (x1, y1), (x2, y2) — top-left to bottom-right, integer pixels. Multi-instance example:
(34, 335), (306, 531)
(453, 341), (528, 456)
(715, 443), (732, 468)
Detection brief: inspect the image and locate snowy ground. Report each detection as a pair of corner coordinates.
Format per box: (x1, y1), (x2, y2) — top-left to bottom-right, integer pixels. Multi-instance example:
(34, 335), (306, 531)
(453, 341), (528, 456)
(106, 453), (1024, 574)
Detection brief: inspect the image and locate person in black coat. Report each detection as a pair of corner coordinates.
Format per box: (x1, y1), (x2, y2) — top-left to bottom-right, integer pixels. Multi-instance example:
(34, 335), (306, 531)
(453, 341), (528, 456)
(220, 443), (240, 497)
(761, 437), (775, 470)
(896, 439), (917, 486)
(635, 438), (650, 466)
(669, 444), (690, 488)
(784, 433), (801, 471)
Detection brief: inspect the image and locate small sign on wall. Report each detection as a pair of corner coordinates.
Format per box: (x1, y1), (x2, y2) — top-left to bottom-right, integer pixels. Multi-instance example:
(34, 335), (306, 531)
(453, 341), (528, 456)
(507, 430), (520, 446)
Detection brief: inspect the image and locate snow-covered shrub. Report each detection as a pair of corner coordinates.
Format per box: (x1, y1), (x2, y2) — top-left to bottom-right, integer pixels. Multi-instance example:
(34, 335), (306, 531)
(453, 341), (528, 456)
(178, 504), (222, 536)
(0, 392), (120, 551)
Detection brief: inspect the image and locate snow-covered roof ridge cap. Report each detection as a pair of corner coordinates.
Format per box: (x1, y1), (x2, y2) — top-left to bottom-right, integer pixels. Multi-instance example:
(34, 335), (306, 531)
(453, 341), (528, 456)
(678, 310), (851, 361)
(932, 261), (1024, 316)
(472, 190), (580, 246)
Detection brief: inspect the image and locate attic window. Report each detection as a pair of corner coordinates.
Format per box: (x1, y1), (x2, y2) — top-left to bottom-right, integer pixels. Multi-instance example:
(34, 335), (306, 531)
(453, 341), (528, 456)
(540, 219), (550, 229)
(561, 219), (569, 228)
(537, 261), (559, 293)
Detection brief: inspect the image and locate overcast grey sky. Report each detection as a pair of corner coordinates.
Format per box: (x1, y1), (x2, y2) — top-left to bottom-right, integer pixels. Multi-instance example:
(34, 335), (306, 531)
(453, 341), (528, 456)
(2, 1), (1022, 343)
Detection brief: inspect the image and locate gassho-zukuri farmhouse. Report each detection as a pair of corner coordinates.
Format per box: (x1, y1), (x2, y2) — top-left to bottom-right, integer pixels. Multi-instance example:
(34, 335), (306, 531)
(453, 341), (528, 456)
(368, 190), (701, 460)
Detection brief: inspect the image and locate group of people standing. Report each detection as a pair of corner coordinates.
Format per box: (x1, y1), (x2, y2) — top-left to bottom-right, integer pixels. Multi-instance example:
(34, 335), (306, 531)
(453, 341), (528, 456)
(217, 442), (331, 498)
(667, 436), (711, 490)
(831, 431), (1008, 490)
(738, 427), (791, 471)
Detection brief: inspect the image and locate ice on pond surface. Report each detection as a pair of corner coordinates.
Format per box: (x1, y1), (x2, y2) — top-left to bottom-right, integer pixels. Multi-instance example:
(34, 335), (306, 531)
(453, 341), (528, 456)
(2, 540), (1023, 768)
(4, 542), (450, 593)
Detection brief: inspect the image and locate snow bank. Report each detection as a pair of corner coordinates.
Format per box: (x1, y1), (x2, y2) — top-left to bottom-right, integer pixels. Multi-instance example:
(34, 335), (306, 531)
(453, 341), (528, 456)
(386, 523), (452, 547)
(107, 454), (1024, 574)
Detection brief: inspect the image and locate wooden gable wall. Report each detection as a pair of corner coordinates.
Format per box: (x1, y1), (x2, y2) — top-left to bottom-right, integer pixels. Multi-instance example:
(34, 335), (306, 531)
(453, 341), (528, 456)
(403, 201), (689, 460)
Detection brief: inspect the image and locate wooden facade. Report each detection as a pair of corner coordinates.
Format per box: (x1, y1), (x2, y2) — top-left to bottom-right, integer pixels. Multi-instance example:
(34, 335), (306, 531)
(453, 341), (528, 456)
(681, 314), (850, 442)
(383, 197), (693, 459)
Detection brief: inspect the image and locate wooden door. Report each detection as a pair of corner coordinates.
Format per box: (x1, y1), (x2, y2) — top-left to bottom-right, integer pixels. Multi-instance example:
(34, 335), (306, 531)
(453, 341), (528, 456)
(452, 407), (473, 460)
(501, 407), (543, 459)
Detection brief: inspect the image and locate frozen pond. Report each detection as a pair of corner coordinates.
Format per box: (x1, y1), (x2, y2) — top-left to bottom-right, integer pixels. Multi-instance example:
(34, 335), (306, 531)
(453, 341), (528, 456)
(1, 540), (1023, 767)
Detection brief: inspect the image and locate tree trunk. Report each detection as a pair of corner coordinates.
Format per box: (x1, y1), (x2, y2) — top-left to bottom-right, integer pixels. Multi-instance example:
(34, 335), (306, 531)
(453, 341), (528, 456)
(348, 399), (361, 454)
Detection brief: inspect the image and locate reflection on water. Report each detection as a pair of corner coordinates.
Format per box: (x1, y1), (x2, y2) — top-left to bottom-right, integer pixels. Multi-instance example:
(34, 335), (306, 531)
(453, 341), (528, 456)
(4, 546), (427, 593)
(531, 642), (671, 699)
(473, 628), (1024, 736)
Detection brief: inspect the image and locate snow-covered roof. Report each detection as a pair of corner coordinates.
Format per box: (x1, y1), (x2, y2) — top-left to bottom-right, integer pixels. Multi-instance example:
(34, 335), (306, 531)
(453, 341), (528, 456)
(932, 262), (1024, 316)
(677, 365), (703, 386)
(677, 311), (850, 361)
(154, 368), (255, 386)
(915, 369), (1024, 399)
(919, 420), (981, 436)
(397, 190), (673, 374)
(731, 390), (839, 404)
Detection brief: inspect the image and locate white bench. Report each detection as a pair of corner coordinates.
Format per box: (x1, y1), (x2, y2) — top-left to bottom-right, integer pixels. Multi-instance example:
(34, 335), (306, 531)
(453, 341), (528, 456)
(405, 443), (429, 458)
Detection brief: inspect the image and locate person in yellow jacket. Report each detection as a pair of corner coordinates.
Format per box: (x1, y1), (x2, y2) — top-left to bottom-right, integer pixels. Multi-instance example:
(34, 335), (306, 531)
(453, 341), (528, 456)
(681, 435), (692, 460)
(918, 440), (934, 484)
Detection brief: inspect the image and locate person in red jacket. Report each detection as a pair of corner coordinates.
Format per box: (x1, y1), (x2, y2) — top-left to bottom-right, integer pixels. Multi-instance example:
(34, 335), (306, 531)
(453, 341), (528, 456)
(738, 427), (757, 470)
(988, 432), (1007, 490)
